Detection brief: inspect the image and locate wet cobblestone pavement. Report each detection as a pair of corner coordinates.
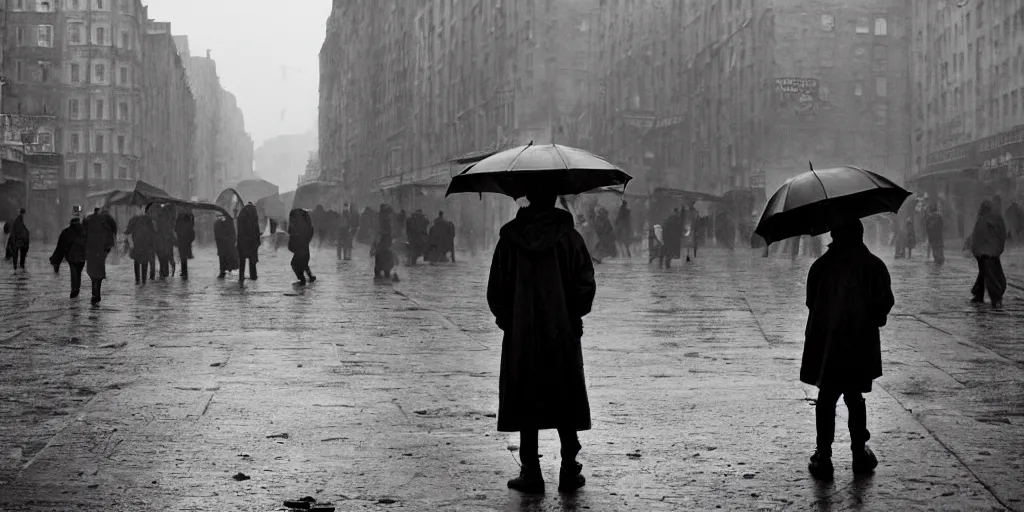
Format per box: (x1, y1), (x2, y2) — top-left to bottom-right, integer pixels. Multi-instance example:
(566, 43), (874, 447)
(0, 242), (1022, 511)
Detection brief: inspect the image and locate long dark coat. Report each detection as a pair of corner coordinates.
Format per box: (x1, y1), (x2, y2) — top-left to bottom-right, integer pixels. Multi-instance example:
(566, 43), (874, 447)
(126, 215), (156, 262)
(214, 218), (240, 271)
(288, 209), (314, 253)
(84, 213), (115, 280)
(10, 214), (29, 248)
(51, 220), (87, 266)
(615, 205), (632, 245)
(174, 212), (196, 259)
(236, 205), (261, 261)
(662, 212), (682, 259)
(151, 205), (176, 261)
(487, 206), (596, 432)
(802, 240), (894, 392)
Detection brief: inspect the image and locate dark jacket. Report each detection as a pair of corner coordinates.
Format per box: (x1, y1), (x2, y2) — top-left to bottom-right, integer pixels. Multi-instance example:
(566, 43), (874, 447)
(802, 240), (894, 391)
(175, 212), (196, 259)
(151, 205), (176, 259)
(925, 212), (944, 245)
(487, 206), (596, 432)
(10, 214), (29, 248)
(288, 209), (314, 253)
(214, 217), (240, 271)
(83, 213), (115, 280)
(51, 219), (87, 266)
(971, 201), (1008, 257)
(126, 214), (157, 261)
(236, 204), (261, 260)
(662, 212), (682, 258)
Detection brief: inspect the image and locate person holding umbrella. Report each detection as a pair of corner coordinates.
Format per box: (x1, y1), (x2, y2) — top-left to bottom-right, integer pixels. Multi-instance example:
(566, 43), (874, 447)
(446, 142), (630, 494)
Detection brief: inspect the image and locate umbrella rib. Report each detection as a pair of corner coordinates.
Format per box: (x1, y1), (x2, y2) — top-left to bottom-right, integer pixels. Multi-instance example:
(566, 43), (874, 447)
(552, 144), (571, 170)
(505, 143), (532, 172)
(810, 171), (829, 200)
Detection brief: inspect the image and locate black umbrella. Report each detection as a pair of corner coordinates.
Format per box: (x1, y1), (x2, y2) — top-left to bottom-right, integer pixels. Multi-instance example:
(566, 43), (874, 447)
(445, 142), (632, 199)
(755, 165), (911, 245)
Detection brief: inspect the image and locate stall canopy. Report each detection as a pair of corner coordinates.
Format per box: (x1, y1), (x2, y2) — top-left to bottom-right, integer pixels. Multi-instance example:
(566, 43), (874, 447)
(143, 197), (233, 219)
(233, 179), (279, 203)
(293, 181), (343, 211)
(255, 194), (287, 219)
(86, 180), (173, 208)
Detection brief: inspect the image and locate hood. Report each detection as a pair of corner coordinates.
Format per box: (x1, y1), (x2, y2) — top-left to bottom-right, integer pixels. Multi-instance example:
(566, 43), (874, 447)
(979, 200), (993, 216)
(499, 206), (575, 252)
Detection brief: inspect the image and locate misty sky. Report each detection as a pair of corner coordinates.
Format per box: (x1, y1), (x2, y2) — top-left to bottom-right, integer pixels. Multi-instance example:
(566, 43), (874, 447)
(144, 0), (330, 147)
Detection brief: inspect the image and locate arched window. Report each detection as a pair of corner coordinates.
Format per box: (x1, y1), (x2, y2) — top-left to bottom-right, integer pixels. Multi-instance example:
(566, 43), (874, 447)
(875, 18), (888, 36)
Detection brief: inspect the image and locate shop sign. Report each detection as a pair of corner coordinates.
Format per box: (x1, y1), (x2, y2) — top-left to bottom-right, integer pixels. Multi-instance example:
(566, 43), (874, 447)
(926, 124), (1024, 173)
(29, 166), (58, 190)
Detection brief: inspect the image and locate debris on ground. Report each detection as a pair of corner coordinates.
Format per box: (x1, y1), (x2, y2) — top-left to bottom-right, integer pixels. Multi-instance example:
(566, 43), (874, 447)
(266, 432), (290, 439)
(231, 472), (250, 481)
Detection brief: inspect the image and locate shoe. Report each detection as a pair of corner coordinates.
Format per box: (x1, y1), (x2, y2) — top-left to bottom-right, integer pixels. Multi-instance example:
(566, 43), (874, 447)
(217, 273), (225, 279)
(970, 297), (985, 304)
(507, 464), (544, 494)
(558, 461), (586, 492)
(90, 296), (101, 305)
(852, 446), (878, 475)
(992, 300), (1003, 309)
(294, 280), (307, 286)
(308, 275), (317, 283)
(808, 450), (834, 480)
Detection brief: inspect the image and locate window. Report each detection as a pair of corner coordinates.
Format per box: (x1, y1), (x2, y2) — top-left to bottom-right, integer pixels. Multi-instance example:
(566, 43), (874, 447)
(66, 162), (78, 180)
(118, 166), (128, 180)
(856, 17), (870, 34)
(119, 67), (128, 85)
(16, 27), (24, 46)
(36, 0), (53, 12)
(95, 99), (105, 119)
(71, 0), (80, 9)
(37, 25), (53, 47)
(69, 99), (80, 119)
(70, 133), (80, 152)
(117, 135), (125, 154)
(92, 162), (103, 179)
(70, 63), (80, 82)
(121, 31), (129, 49)
(37, 132), (53, 150)
(854, 82), (864, 96)
(16, 62), (23, 81)
(68, 23), (83, 44)
(14, 0), (24, 10)
(96, 27), (106, 45)
(118, 102), (128, 120)
(874, 18), (887, 35)
(94, 64), (105, 82)
(38, 62), (49, 82)
(97, 0), (104, 9)
(94, 134), (104, 153)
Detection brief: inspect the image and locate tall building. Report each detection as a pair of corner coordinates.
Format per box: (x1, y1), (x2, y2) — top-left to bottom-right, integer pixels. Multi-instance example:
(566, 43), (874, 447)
(587, 0), (911, 231)
(909, 0), (1024, 238)
(141, 20), (194, 200)
(218, 89), (253, 187)
(319, 0), (597, 243)
(2, 0), (147, 238)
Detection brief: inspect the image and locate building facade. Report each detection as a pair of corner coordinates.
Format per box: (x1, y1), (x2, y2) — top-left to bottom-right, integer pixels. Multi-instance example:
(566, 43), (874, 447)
(319, 0), (598, 244)
(217, 89), (253, 189)
(910, 0), (1024, 238)
(586, 0), (910, 231)
(141, 20), (193, 200)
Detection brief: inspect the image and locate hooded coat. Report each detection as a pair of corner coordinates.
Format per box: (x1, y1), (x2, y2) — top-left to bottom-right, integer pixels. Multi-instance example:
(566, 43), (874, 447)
(10, 213), (29, 248)
(214, 217), (240, 271)
(288, 209), (314, 253)
(51, 219), (87, 266)
(236, 204), (261, 260)
(83, 213), (115, 279)
(802, 234), (894, 392)
(487, 206), (596, 432)
(971, 201), (1008, 257)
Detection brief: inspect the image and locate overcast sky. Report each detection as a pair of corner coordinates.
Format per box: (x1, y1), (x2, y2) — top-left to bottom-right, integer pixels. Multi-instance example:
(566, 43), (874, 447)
(144, 0), (330, 147)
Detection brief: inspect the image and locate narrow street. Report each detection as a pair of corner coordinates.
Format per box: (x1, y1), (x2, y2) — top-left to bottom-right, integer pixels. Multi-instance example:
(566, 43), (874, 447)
(0, 244), (1021, 511)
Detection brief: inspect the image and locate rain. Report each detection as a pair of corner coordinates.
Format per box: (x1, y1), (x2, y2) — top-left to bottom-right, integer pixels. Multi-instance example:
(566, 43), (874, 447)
(1, 1), (1023, 511)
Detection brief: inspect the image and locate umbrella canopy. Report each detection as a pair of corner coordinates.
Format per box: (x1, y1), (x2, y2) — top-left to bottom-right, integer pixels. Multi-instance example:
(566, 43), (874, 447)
(255, 194), (287, 219)
(445, 143), (632, 199)
(233, 179), (279, 203)
(755, 166), (911, 245)
(88, 180), (173, 208)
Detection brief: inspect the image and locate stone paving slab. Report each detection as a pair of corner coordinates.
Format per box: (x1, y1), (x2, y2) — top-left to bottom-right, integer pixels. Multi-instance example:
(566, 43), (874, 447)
(0, 245), (1020, 510)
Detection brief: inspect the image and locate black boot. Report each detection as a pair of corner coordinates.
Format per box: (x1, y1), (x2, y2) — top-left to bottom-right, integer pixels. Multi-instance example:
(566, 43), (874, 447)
(851, 446), (878, 475)
(558, 461), (585, 492)
(507, 463), (544, 494)
(808, 450), (834, 480)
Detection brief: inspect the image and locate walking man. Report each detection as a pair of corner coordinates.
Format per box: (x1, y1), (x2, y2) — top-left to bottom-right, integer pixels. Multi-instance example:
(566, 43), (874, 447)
(288, 208), (317, 285)
(50, 213), (87, 298)
(615, 200), (632, 258)
(175, 211), (195, 280)
(9, 208), (30, 270)
(214, 215), (238, 279)
(925, 204), (945, 265)
(970, 200), (1008, 308)
(126, 209), (156, 285)
(236, 202), (261, 283)
(803, 219), (894, 480)
(84, 209), (116, 304)
(487, 188), (595, 494)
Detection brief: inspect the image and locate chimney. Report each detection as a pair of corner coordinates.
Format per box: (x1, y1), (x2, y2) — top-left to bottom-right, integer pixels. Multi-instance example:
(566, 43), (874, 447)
(206, 49), (212, 59)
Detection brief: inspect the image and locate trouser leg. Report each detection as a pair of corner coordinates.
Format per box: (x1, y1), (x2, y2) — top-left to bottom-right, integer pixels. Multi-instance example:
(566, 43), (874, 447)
(141, 262), (149, 283)
(843, 391), (870, 450)
(180, 256), (188, 278)
(70, 263), (83, 294)
(815, 388), (843, 457)
(249, 259), (258, 280)
(91, 278), (102, 300)
(557, 428), (581, 464)
(972, 256), (986, 300)
(519, 429), (540, 467)
(134, 261), (141, 282)
(983, 256), (1007, 303)
(291, 254), (305, 281)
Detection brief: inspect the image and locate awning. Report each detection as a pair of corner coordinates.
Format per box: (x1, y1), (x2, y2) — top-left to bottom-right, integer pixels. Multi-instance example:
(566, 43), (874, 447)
(652, 187), (728, 203)
(906, 167), (979, 183)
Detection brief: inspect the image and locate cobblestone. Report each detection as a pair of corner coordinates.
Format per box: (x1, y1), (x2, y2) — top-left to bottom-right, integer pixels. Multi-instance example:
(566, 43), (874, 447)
(0, 242), (1021, 511)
